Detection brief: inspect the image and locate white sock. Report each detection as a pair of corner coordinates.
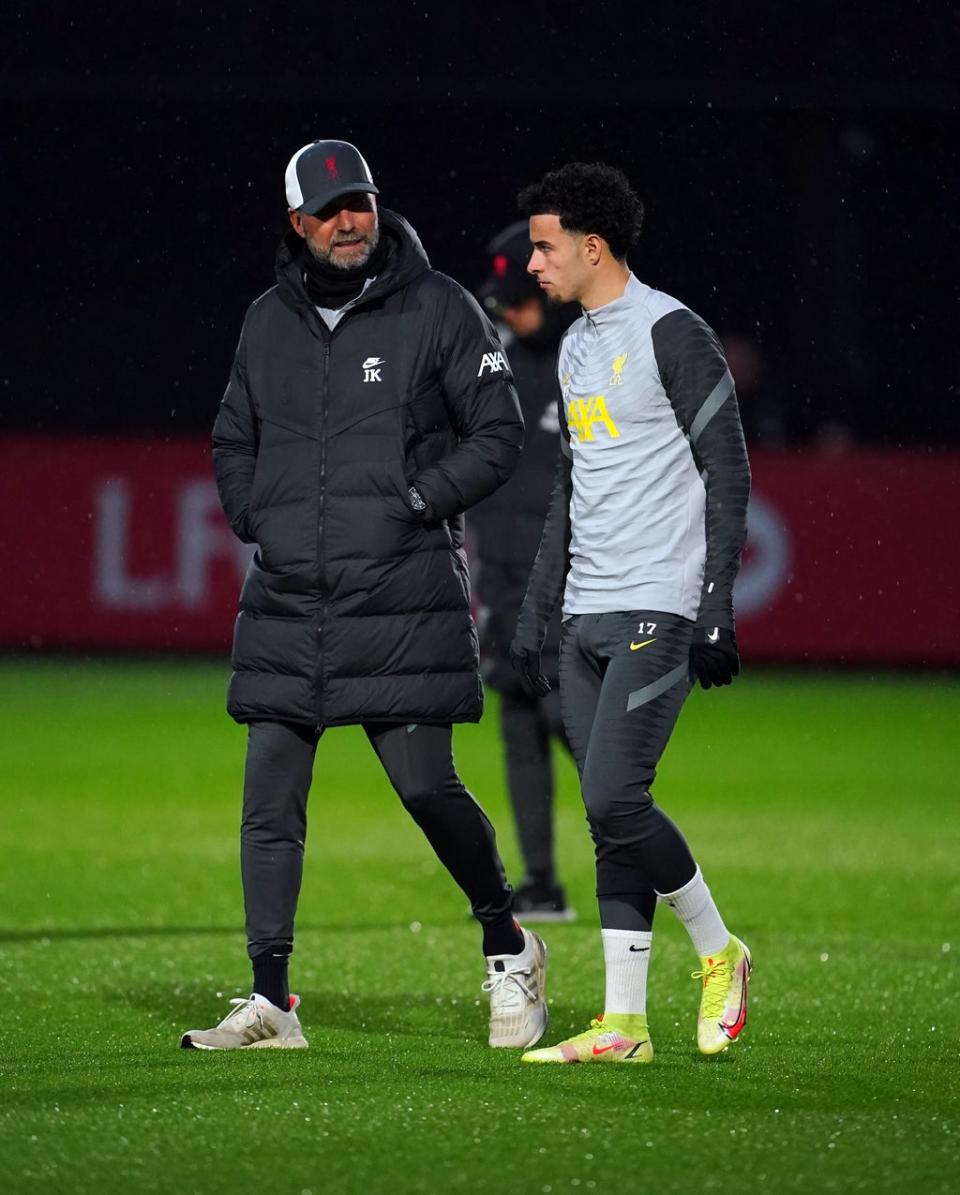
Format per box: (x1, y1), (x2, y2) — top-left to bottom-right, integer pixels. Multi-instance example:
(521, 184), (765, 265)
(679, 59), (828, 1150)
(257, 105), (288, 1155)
(658, 867), (729, 957)
(601, 928), (652, 1015)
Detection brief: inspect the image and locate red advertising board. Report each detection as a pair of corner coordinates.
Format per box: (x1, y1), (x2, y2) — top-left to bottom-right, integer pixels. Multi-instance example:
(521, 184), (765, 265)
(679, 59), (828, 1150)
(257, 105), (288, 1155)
(1, 436), (247, 652)
(1, 436), (957, 664)
(732, 451), (959, 664)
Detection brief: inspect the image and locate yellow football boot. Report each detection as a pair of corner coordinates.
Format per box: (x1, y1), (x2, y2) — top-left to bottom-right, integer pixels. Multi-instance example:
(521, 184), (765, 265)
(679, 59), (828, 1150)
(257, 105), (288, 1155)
(692, 935), (753, 1055)
(521, 1013), (653, 1064)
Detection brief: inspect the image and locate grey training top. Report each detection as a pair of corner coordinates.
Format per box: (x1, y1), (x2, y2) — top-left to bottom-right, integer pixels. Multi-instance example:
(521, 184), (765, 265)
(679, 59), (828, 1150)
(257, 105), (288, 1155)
(516, 273), (750, 638)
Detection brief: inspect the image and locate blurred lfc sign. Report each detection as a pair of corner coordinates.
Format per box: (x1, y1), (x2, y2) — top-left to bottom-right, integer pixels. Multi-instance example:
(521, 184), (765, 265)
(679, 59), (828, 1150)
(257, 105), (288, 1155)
(93, 475), (253, 613)
(0, 436), (957, 663)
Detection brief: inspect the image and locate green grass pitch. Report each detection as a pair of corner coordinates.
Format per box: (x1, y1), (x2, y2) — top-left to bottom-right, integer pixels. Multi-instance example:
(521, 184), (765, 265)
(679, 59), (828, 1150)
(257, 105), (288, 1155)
(0, 659), (957, 1193)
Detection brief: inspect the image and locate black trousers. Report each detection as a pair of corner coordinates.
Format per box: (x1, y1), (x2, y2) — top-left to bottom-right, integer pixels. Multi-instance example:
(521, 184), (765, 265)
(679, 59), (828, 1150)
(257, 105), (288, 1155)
(559, 611), (699, 931)
(499, 684), (572, 883)
(241, 720), (513, 959)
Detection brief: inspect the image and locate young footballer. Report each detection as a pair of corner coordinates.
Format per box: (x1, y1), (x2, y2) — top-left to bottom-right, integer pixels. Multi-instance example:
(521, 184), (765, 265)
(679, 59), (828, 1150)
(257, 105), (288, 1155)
(510, 162), (752, 1063)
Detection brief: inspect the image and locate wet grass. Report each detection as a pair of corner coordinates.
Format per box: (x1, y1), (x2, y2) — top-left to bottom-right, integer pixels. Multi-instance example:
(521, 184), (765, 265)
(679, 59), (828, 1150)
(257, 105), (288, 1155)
(0, 659), (957, 1193)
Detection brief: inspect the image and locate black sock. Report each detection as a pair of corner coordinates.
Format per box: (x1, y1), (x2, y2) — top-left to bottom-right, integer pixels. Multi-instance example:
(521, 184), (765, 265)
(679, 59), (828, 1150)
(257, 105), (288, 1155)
(251, 952), (290, 1010)
(483, 915), (525, 957)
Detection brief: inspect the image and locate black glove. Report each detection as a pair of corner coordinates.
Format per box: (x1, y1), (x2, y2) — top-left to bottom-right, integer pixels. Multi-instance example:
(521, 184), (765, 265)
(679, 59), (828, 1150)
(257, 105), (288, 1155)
(689, 625), (740, 689)
(508, 641), (551, 699)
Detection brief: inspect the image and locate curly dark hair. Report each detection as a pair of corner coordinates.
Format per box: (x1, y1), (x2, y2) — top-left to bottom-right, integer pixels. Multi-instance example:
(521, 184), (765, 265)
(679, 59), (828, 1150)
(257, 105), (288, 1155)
(517, 162), (644, 261)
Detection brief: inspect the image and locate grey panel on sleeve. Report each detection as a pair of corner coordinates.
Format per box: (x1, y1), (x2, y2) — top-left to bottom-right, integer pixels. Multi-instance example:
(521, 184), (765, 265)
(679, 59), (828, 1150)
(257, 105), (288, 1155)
(689, 369), (735, 445)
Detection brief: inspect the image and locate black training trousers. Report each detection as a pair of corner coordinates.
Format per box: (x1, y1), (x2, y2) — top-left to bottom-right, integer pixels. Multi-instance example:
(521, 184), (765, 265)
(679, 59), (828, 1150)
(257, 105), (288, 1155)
(559, 611), (699, 932)
(241, 720), (513, 959)
(499, 684), (572, 884)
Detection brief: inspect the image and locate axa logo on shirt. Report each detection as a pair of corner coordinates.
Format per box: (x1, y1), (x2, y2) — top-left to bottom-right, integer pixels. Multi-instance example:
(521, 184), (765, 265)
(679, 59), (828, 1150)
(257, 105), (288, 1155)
(477, 350), (507, 377)
(567, 395), (621, 441)
(362, 356), (385, 383)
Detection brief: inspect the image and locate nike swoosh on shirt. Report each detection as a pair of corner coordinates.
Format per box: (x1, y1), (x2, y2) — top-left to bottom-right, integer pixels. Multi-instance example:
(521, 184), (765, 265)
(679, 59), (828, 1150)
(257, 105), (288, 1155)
(629, 638), (656, 651)
(707, 628), (720, 643)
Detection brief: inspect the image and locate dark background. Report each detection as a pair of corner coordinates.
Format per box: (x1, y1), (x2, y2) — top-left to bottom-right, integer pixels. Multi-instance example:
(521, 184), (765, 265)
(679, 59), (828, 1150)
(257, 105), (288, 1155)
(5, 1), (958, 444)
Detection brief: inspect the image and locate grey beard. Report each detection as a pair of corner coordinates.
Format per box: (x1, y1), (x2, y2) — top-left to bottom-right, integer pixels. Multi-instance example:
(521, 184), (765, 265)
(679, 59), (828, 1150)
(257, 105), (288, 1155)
(307, 225), (380, 272)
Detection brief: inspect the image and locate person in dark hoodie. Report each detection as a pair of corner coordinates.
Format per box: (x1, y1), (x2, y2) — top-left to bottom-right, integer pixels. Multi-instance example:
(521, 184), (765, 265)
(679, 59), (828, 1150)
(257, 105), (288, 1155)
(180, 140), (548, 1053)
(470, 222), (578, 922)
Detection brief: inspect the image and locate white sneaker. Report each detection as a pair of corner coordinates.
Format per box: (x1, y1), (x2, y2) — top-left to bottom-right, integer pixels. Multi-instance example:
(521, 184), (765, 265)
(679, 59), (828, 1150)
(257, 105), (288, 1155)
(482, 927), (548, 1048)
(180, 993), (309, 1050)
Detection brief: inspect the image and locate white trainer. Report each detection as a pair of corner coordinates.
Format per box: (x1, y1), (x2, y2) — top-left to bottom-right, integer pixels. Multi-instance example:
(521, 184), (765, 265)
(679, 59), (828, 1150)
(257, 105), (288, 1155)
(180, 992), (309, 1050)
(482, 927), (548, 1048)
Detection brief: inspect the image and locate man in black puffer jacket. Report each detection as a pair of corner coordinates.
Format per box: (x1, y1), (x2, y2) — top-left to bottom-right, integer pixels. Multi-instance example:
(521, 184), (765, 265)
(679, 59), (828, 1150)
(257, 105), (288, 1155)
(180, 141), (548, 1054)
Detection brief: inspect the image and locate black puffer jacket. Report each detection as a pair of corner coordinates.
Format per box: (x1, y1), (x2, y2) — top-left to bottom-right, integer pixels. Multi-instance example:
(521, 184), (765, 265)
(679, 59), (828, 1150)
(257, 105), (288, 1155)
(213, 211), (523, 727)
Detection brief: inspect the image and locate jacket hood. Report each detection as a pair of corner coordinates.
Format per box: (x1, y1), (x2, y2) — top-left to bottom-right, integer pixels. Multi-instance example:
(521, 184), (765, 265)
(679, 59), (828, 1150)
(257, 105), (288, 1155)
(275, 208), (431, 313)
